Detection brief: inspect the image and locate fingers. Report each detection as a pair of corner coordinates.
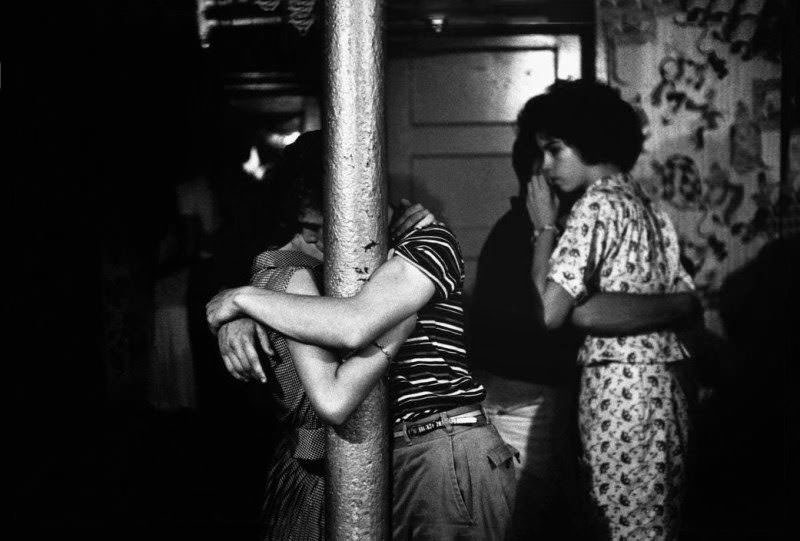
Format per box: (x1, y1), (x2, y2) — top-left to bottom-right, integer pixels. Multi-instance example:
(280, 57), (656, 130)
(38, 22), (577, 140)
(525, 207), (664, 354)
(218, 320), (266, 383)
(256, 324), (274, 357)
(219, 329), (246, 381)
(393, 206), (426, 236)
(222, 354), (242, 381)
(230, 339), (256, 381)
(390, 202), (421, 236)
(243, 340), (266, 383)
(414, 213), (436, 229)
(205, 299), (223, 335)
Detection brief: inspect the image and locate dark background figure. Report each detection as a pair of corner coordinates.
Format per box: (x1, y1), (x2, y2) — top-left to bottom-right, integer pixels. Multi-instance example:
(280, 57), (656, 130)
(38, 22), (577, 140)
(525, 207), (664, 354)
(468, 96), (585, 538)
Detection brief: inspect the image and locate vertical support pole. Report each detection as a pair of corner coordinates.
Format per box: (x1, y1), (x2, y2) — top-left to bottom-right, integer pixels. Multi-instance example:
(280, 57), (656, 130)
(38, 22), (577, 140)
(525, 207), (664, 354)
(323, 0), (389, 539)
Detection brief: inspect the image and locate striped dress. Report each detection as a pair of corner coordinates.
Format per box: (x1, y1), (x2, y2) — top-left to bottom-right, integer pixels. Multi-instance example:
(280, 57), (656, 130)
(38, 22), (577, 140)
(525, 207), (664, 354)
(250, 249), (327, 541)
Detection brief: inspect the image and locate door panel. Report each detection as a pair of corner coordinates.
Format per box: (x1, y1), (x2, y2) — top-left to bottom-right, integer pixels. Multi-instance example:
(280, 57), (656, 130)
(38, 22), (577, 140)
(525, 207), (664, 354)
(387, 35), (581, 296)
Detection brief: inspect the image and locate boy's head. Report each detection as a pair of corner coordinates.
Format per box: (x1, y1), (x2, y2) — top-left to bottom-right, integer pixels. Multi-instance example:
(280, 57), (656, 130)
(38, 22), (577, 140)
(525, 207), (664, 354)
(533, 79), (644, 174)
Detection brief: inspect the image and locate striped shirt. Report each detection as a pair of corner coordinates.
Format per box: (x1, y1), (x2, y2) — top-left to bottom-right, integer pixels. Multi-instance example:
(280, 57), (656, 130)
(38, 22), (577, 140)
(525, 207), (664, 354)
(389, 224), (485, 424)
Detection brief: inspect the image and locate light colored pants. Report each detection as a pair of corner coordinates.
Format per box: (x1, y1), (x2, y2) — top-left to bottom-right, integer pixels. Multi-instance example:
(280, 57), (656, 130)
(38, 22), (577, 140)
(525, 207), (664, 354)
(483, 378), (574, 539)
(393, 422), (516, 540)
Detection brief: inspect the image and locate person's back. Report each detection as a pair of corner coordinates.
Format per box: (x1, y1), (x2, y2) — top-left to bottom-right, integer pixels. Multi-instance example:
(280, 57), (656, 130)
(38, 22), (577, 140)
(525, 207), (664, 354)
(252, 249), (327, 539)
(386, 221), (517, 539)
(551, 173), (690, 367)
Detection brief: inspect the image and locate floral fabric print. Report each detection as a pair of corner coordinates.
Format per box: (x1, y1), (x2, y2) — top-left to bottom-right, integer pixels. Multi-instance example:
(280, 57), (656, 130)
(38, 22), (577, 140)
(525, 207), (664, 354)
(549, 174), (692, 539)
(548, 173), (693, 366)
(579, 363), (689, 540)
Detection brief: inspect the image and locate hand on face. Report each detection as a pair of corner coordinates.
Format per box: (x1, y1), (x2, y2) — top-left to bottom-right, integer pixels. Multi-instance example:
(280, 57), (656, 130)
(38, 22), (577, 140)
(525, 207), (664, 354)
(526, 174), (559, 230)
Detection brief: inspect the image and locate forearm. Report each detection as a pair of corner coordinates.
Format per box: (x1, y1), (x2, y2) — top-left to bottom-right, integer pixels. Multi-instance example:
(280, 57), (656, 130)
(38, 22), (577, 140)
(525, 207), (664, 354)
(571, 292), (699, 335)
(309, 348), (389, 425)
(234, 286), (379, 350)
(531, 230), (556, 298)
(298, 317), (415, 425)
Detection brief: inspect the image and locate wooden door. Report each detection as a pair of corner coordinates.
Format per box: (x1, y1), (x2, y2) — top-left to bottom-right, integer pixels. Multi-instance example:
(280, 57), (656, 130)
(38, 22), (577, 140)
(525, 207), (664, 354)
(387, 35), (582, 296)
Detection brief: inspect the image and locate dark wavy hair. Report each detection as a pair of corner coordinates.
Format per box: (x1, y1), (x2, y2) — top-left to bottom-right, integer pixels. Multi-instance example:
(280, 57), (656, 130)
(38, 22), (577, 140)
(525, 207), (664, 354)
(514, 93), (548, 195)
(534, 79), (644, 173)
(265, 130), (324, 248)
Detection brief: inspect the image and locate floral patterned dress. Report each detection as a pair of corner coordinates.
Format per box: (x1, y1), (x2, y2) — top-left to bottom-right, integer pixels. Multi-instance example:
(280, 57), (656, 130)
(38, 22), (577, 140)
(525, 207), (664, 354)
(548, 174), (692, 540)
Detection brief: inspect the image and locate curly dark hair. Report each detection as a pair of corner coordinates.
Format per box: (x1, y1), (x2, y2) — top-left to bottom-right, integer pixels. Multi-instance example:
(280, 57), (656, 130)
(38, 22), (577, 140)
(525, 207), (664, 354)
(514, 93), (548, 194)
(533, 79), (644, 173)
(265, 130), (324, 247)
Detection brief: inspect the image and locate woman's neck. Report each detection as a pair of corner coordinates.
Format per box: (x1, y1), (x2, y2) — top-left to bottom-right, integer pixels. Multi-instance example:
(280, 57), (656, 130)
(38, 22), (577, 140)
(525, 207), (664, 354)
(586, 163), (623, 182)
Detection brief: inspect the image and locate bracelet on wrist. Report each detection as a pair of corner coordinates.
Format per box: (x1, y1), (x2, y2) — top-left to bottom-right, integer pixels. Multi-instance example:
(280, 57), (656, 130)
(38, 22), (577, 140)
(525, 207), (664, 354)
(373, 340), (392, 362)
(532, 224), (559, 241)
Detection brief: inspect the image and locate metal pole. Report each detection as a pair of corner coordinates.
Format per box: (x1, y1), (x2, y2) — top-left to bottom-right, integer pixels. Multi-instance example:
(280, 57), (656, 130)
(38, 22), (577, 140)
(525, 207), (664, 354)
(323, 0), (389, 539)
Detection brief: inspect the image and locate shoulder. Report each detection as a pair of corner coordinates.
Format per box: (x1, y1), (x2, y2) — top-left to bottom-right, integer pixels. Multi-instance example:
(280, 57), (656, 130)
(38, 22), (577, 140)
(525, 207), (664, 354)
(568, 188), (616, 222)
(392, 223), (464, 299)
(395, 223), (463, 265)
(285, 267), (321, 296)
(396, 222), (459, 245)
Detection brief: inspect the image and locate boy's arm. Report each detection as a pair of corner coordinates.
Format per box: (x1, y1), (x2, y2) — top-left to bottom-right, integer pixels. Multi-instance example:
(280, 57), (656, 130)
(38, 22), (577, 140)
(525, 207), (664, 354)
(570, 291), (702, 336)
(207, 254), (436, 351)
(282, 269), (417, 425)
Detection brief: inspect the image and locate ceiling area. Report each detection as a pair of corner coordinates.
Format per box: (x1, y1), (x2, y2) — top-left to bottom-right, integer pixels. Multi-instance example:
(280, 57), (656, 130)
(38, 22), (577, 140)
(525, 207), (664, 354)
(196, 0), (595, 95)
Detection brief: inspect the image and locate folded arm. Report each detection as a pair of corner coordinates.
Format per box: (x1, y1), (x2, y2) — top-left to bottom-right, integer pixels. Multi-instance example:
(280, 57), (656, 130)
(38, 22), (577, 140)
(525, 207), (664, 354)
(208, 255), (435, 351)
(571, 289), (701, 336)
(282, 269), (417, 425)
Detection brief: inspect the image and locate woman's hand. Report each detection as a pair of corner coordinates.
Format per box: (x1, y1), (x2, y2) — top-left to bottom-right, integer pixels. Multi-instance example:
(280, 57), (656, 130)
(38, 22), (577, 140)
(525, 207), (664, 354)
(526, 174), (559, 231)
(206, 286), (251, 333)
(217, 318), (273, 382)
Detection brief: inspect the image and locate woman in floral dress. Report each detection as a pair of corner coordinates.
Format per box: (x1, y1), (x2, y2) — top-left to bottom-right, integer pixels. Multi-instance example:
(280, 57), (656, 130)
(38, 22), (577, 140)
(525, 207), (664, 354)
(527, 80), (697, 540)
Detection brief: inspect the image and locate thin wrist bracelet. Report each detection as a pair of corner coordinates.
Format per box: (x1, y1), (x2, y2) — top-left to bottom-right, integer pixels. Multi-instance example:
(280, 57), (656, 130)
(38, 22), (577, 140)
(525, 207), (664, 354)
(532, 224), (559, 240)
(373, 340), (392, 361)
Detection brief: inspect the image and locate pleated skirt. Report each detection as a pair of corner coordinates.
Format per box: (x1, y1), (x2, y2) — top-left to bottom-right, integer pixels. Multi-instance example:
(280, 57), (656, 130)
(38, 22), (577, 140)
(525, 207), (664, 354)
(261, 437), (325, 540)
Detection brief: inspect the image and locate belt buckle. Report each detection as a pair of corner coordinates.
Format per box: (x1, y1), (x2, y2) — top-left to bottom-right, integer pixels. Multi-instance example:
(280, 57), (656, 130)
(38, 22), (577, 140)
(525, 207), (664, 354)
(407, 419), (441, 437)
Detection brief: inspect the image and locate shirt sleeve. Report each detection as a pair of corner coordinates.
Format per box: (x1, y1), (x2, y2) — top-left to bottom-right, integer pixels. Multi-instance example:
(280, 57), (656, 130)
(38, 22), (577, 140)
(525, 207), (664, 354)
(392, 225), (465, 301)
(675, 264), (695, 291)
(547, 191), (615, 300)
(657, 207), (696, 292)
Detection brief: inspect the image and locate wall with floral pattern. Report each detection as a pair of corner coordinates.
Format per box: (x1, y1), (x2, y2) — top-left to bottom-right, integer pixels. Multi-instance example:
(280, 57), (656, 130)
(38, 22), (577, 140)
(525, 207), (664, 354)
(596, 0), (791, 334)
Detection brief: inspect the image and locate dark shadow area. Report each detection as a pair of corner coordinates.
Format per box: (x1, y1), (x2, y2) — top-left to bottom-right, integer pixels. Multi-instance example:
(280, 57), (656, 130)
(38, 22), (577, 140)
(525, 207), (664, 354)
(680, 236), (796, 540)
(8, 2), (284, 538)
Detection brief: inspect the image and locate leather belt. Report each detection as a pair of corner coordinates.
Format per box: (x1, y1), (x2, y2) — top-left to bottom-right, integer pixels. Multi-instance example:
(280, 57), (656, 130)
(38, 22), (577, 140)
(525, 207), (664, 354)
(393, 406), (486, 440)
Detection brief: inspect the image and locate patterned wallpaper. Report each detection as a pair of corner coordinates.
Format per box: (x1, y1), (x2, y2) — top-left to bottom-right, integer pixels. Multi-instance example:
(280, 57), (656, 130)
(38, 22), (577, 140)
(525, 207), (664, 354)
(596, 0), (791, 333)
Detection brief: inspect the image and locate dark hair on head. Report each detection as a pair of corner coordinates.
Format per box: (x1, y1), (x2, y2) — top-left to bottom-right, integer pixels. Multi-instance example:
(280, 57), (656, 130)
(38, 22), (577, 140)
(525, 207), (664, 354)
(535, 79), (644, 173)
(265, 130), (324, 247)
(514, 94), (548, 194)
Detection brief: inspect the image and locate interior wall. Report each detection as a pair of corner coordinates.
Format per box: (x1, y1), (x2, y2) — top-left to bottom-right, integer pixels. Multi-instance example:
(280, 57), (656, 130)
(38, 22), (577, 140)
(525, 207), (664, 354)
(596, 0), (787, 333)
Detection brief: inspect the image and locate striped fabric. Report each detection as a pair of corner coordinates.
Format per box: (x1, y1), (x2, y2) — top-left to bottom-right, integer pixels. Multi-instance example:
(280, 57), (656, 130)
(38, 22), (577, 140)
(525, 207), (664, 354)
(390, 224), (486, 424)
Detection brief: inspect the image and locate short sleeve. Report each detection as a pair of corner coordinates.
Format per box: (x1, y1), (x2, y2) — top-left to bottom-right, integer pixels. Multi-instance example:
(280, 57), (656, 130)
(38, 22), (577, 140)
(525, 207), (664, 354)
(548, 191), (615, 300)
(656, 208), (695, 292)
(392, 224), (465, 301)
(675, 263), (696, 291)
